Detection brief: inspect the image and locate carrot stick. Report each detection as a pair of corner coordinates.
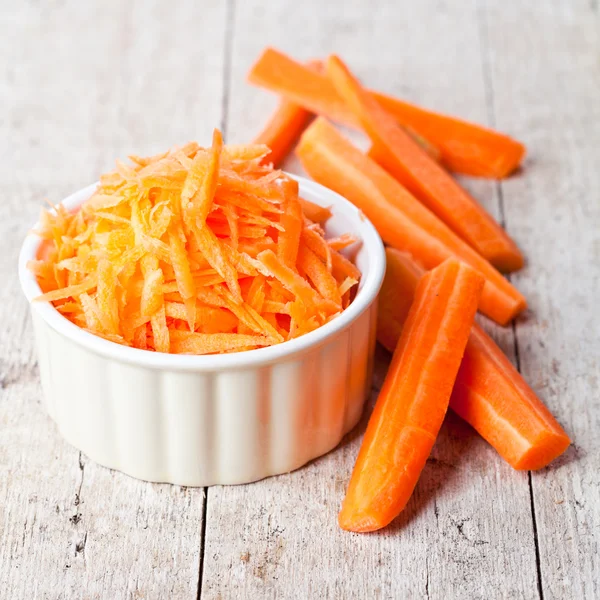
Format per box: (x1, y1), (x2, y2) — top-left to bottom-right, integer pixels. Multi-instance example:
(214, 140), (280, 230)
(253, 60), (322, 167)
(249, 51), (438, 165)
(296, 118), (526, 325)
(379, 248), (571, 470)
(376, 247), (423, 353)
(369, 142), (522, 272)
(183, 129), (223, 224)
(324, 55), (524, 273)
(253, 100), (311, 167)
(400, 126), (441, 162)
(374, 96), (524, 179)
(248, 48), (525, 178)
(339, 259), (484, 532)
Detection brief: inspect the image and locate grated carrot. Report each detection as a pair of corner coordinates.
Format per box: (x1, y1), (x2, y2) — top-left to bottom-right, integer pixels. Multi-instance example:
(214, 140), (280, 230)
(277, 178), (303, 268)
(327, 233), (359, 252)
(299, 198), (332, 223)
(30, 133), (360, 354)
(297, 244), (342, 308)
(170, 331), (270, 354)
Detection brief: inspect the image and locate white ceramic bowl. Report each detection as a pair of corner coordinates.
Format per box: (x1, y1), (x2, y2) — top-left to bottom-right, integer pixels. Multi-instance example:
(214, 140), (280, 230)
(18, 175), (385, 486)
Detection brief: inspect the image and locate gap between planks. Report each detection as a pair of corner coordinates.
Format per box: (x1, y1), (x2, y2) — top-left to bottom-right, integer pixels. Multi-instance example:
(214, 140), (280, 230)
(477, 0), (544, 597)
(198, 0), (237, 598)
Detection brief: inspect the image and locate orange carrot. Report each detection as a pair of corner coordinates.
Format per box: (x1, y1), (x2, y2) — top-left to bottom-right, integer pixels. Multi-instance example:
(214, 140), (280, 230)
(249, 52), (438, 165)
(378, 248), (571, 470)
(170, 331), (270, 354)
(277, 178), (303, 267)
(339, 259), (484, 532)
(183, 129), (223, 224)
(296, 118), (526, 325)
(454, 327), (571, 469)
(300, 227), (332, 272)
(299, 197), (332, 223)
(253, 100), (311, 167)
(253, 60), (322, 167)
(400, 126), (441, 162)
(324, 55), (523, 273)
(374, 96), (525, 179)
(257, 249), (322, 310)
(248, 48), (526, 178)
(369, 142), (522, 272)
(327, 233), (358, 251)
(297, 243), (342, 307)
(376, 247), (423, 352)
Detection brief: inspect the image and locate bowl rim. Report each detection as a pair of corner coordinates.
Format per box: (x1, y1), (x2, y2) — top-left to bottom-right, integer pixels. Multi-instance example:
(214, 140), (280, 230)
(18, 174), (386, 371)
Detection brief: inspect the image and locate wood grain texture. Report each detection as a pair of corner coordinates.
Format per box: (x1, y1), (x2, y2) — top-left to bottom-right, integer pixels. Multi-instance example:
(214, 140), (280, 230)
(483, 1), (600, 598)
(0, 1), (227, 598)
(202, 1), (539, 598)
(2, 0), (599, 598)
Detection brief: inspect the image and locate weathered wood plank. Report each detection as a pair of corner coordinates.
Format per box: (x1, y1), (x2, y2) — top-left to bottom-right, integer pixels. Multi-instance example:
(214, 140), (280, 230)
(0, 1), (227, 597)
(484, 1), (600, 598)
(201, 1), (539, 598)
(3, 0), (596, 598)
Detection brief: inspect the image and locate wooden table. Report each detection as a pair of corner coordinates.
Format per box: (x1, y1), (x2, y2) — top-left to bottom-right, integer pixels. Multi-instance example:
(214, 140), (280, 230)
(1, 1), (598, 598)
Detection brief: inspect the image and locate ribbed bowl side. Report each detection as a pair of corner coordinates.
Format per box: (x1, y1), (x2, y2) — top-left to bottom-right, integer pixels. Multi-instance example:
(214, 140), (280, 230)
(31, 303), (377, 487)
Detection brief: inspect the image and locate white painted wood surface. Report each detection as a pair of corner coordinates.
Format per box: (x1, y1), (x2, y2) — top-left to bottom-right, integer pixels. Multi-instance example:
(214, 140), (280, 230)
(1, 0), (598, 598)
(0, 2), (227, 598)
(484, 2), (600, 598)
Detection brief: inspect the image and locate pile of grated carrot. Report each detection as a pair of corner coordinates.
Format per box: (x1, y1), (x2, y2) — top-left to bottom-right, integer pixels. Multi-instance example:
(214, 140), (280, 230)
(28, 131), (360, 354)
